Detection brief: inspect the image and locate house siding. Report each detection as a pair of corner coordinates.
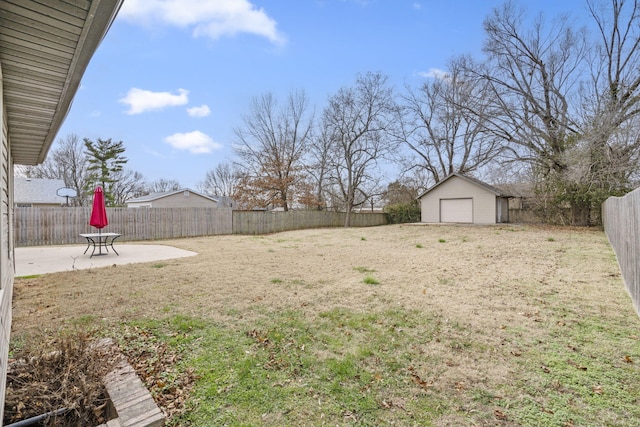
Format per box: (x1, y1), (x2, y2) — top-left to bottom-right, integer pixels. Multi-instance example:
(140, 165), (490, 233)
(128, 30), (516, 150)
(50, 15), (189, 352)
(420, 175), (498, 224)
(0, 66), (13, 421)
(128, 191), (218, 208)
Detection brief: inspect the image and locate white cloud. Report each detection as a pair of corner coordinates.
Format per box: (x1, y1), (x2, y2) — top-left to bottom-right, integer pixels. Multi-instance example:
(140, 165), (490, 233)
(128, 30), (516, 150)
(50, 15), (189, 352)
(412, 2), (422, 10)
(187, 104), (211, 118)
(120, 0), (286, 45)
(418, 68), (450, 80)
(119, 88), (189, 115)
(164, 131), (222, 154)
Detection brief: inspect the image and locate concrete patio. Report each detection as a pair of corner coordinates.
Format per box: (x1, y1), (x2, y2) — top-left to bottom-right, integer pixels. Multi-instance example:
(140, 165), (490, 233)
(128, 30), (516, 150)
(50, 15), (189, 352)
(15, 244), (197, 276)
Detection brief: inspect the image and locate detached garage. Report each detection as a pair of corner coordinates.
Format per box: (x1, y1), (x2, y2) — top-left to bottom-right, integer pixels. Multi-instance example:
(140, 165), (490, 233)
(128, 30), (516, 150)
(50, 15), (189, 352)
(418, 173), (511, 224)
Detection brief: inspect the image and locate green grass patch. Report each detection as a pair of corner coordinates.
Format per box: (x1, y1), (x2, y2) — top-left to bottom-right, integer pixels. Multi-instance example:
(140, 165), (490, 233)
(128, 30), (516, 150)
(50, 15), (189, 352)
(494, 313), (640, 426)
(15, 275), (40, 279)
(151, 262), (167, 268)
(438, 238), (446, 243)
(13, 304), (640, 426)
(416, 244), (424, 248)
(146, 309), (454, 426)
(363, 276), (380, 285)
(270, 278), (283, 284)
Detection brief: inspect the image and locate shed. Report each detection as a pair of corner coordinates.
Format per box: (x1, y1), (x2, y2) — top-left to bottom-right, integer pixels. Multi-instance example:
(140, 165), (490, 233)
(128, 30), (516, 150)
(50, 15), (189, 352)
(126, 188), (221, 208)
(418, 173), (511, 224)
(14, 177), (68, 207)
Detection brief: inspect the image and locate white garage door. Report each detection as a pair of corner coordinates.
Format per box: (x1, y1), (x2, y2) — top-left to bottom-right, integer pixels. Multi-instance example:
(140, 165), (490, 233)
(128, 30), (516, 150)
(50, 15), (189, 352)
(440, 198), (473, 223)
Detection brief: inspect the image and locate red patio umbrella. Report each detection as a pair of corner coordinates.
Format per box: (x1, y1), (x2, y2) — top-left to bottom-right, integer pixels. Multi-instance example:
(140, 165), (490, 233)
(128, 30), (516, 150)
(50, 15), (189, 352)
(89, 186), (108, 232)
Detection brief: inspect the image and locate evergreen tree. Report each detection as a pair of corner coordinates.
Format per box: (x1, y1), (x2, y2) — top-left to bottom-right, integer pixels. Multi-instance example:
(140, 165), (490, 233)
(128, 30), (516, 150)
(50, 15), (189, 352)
(84, 138), (128, 206)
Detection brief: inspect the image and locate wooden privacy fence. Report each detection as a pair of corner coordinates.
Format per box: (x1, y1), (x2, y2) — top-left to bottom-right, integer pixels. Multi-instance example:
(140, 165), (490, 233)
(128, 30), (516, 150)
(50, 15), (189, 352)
(602, 188), (640, 317)
(15, 207), (233, 246)
(232, 210), (387, 235)
(14, 207), (387, 246)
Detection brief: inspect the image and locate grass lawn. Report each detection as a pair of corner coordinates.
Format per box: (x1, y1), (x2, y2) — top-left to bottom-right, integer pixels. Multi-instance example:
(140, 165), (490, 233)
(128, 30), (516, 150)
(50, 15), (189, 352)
(11, 224), (640, 426)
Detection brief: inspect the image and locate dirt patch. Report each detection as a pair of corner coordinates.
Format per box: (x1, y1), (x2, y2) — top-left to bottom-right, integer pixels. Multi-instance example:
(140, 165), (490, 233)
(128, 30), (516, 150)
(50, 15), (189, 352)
(13, 224), (628, 336)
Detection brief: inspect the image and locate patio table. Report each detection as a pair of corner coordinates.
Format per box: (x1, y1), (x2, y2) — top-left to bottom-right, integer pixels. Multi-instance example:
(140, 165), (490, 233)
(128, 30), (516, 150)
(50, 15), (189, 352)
(80, 232), (121, 258)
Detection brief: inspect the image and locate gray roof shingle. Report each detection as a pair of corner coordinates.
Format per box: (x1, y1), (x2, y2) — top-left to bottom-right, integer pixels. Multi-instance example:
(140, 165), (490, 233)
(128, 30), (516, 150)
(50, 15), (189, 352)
(14, 177), (68, 205)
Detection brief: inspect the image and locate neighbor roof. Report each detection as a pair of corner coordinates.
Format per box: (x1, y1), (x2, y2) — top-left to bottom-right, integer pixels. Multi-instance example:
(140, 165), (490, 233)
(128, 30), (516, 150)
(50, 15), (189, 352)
(0, 0), (124, 165)
(14, 176), (67, 205)
(417, 173), (511, 199)
(126, 188), (221, 204)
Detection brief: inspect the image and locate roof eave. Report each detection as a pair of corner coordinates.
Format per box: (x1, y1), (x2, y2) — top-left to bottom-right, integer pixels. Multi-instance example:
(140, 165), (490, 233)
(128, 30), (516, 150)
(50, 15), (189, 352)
(35, 0), (123, 165)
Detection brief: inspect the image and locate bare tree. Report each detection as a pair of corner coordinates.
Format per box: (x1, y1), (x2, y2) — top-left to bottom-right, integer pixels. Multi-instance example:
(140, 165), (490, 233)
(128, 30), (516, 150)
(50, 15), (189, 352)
(586, 0), (640, 131)
(322, 72), (397, 226)
(200, 162), (240, 198)
(234, 90), (314, 211)
(472, 2), (596, 223)
(400, 56), (503, 184)
(19, 134), (91, 206)
(474, 0), (640, 225)
(305, 124), (333, 210)
(147, 179), (181, 193)
(568, 0), (640, 222)
(479, 2), (586, 174)
(112, 169), (147, 206)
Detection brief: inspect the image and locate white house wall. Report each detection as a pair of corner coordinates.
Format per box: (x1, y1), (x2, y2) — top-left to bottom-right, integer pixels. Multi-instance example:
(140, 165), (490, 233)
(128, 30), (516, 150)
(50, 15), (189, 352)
(0, 65), (13, 421)
(421, 175), (498, 224)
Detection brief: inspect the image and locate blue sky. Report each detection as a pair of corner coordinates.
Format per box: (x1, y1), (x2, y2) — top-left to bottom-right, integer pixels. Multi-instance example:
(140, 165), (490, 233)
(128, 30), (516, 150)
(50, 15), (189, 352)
(57, 0), (589, 189)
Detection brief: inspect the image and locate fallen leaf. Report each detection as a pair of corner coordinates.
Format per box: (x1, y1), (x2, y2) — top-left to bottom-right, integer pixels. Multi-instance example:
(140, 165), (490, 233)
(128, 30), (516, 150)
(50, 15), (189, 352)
(567, 359), (587, 370)
(454, 381), (466, 391)
(624, 355), (634, 364)
(592, 385), (603, 394)
(494, 409), (507, 419)
(408, 366), (432, 391)
(540, 365), (551, 373)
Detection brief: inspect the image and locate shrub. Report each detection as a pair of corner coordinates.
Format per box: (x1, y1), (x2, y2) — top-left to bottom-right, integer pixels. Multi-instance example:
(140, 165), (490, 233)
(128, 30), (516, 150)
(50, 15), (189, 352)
(384, 202), (421, 224)
(4, 331), (117, 426)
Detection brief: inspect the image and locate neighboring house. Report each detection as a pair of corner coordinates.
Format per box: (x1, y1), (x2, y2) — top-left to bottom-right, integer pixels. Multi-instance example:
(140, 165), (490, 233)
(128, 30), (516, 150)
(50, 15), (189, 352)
(126, 188), (224, 208)
(0, 0), (122, 418)
(14, 177), (68, 207)
(418, 173), (511, 224)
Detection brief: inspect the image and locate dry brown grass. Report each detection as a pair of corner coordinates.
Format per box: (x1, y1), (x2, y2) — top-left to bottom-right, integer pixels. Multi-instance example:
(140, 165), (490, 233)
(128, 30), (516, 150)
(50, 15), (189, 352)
(13, 224), (630, 336)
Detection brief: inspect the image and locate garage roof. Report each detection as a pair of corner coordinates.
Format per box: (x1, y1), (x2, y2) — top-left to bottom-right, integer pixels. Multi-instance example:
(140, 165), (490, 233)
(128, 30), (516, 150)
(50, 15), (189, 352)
(417, 173), (511, 199)
(0, 0), (123, 165)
